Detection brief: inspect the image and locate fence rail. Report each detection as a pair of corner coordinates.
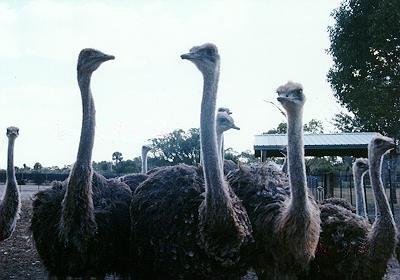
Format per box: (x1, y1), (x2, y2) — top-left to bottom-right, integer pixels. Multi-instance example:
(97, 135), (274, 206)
(1, 170), (399, 221)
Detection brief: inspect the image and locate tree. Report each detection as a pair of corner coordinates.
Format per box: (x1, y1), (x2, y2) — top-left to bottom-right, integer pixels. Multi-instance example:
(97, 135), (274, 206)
(332, 111), (364, 132)
(149, 128), (200, 166)
(112, 152), (123, 166)
(328, 0), (400, 137)
(114, 159), (140, 174)
(266, 119), (324, 134)
(266, 122), (287, 134)
(303, 119), (324, 134)
(33, 162), (42, 171)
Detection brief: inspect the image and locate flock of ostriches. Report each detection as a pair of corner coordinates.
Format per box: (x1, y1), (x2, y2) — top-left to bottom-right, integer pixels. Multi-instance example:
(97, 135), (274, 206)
(0, 44), (399, 280)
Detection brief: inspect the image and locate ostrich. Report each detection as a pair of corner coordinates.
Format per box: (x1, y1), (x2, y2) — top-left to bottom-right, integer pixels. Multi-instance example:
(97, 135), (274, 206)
(318, 160), (365, 214)
(130, 43), (253, 279)
(141, 145), (152, 173)
(304, 134), (397, 279)
(353, 158), (369, 219)
(227, 82), (320, 279)
(0, 127), (21, 241)
(216, 109), (240, 173)
(31, 48), (132, 278)
(122, 110), (238, 191)
(119, 145), (152, 192)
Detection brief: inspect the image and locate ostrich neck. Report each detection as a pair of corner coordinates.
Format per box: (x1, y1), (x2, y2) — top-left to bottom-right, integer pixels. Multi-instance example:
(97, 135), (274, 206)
(0, 136), (20, 241)
(76, 72), (95, 165)
(6, 138), (16, 183)
(216, 131), (224, 172)
(369, 153), (393, 219)
(354, 171), (368, 218)
(141, 149), (148, 173)
(60, 70), (96, 243)
(3, 137), (18, 205)
(201, 68), (229, 206)
(287, 109), (307, 208)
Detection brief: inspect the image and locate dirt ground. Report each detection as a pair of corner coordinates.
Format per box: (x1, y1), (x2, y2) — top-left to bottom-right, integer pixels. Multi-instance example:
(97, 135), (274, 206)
(0, 199), (399, 279)
(0, 200), (47, 279)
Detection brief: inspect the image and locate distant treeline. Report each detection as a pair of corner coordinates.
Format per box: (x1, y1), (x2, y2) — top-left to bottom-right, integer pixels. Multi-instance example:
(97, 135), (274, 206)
(0, 171), (122, 185)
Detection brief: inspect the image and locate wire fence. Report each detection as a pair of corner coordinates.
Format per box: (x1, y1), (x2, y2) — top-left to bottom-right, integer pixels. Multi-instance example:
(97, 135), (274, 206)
(307, 171), (400, 222)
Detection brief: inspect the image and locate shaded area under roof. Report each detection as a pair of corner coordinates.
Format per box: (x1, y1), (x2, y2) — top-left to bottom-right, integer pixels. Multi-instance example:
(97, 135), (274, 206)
(254, 132), (377, 158)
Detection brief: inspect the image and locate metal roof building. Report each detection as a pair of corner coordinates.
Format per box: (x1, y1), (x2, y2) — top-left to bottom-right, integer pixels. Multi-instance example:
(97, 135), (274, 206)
(254, 132), (378, 160)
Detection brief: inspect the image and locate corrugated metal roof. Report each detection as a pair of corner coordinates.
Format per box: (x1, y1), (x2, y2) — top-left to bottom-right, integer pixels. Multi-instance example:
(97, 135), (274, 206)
(254, 132), (377, 147)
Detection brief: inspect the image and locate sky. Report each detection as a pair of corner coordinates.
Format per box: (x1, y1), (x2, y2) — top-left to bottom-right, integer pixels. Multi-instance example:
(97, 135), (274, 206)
(0, 0), (344, 169)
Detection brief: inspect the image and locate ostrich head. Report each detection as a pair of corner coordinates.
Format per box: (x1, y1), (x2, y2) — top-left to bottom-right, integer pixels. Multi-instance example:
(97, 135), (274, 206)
(216, 111), (240, 134)
(218, 107), (232, 115)
(77, 48), (115, 73)
(276, 81), (305, 112)
(180, 43), (220, 75)
(369, 134), (396, 157)
(353, 158), (369, 174)
(6, 127), (19, 139)
(142, 145), (152, 154)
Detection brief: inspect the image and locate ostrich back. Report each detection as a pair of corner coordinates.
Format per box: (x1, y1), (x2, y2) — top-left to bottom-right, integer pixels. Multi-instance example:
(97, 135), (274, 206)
(119, 173), (149, 192)
(320, 197), (356, 213)
(227, 163), (306, 277)
(130, 164), (251, 280)
(300, 203), (378, 280)
(223, 159), (237, 175)
(31, 172), (132, 277)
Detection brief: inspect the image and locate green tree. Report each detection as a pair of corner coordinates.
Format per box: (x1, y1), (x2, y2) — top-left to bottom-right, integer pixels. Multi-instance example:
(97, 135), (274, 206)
(114, 159), (140, 174)
(33, 162), (42, 171)
(266, 119), (324, 134)
(149, 128), (200, 166)
(332, 111), (364, 132)
(303, 119), (324, 134)
(266, 122), (287, 134)
(328, 0), (400, 137)
(93, 161), (113, 173)
(112, 152), (123, 166)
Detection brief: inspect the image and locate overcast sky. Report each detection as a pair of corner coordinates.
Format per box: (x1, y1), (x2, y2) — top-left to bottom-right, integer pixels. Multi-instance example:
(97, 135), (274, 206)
(0, 0), (344, 169)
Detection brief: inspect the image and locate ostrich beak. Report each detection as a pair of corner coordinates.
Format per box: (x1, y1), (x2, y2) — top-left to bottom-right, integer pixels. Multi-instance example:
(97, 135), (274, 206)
(181, 53), (195, 60)
(100, 54), (115, 62)
(232, 125), (240, 130)
(277, 96), (287, 103)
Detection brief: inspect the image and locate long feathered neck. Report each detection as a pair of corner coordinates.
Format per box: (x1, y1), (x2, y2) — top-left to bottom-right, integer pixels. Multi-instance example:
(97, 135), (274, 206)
(76, 72), (95, 165)
(369, 151), (394, 221)
(60, 69), (97, 246)
(6, 137), (17, 183)
(141, 149), (148, 173)
(216, 130), (224, 172)
(0, 136), (20, 241)
(354, 169), (368, 219)
(287, 108), (308, 209)
(367, 148), (397, 268)
(201, 65), (229, 207)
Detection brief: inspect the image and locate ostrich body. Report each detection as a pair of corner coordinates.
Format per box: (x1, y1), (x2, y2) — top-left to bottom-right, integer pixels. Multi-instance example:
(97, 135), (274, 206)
(31, 49), (132, 278)
(130, 43), (253, 279)
(304, 134), (397, 279)
(353, 158), (369, 219)
(0, 127), (21, 241)
(228, 82), (321, 279)
(320, 197), (355, 213)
